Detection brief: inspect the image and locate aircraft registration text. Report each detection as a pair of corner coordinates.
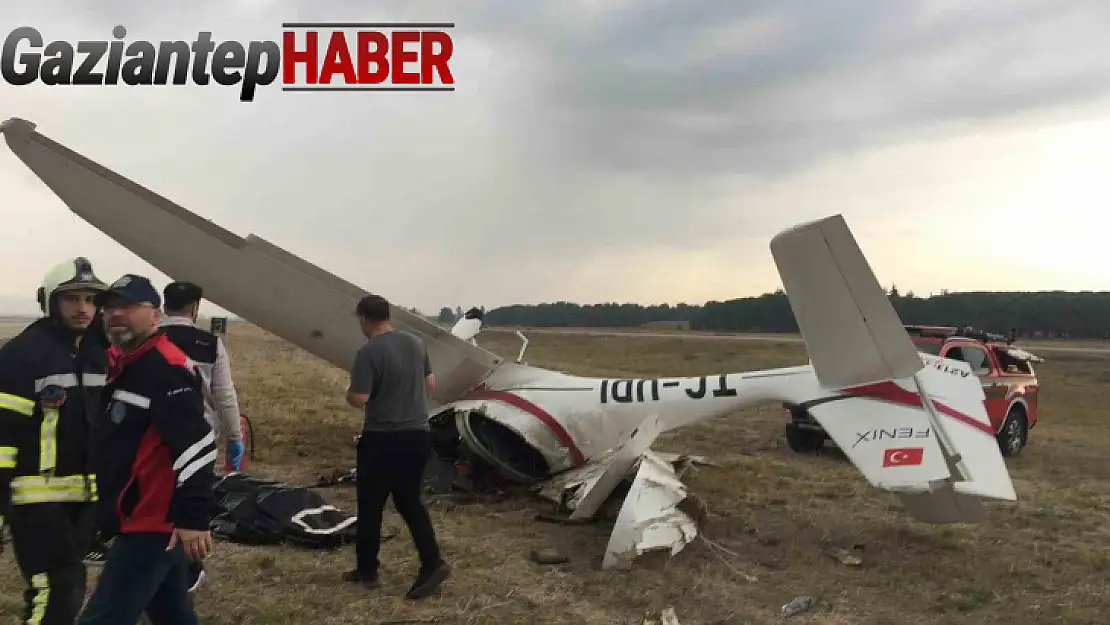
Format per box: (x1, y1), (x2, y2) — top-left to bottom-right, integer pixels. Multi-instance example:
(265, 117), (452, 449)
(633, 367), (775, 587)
(598, 375), (738, 404)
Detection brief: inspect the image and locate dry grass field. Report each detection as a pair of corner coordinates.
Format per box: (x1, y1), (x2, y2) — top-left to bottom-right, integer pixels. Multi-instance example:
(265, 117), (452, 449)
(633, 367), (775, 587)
(2, 323), (1109, 624)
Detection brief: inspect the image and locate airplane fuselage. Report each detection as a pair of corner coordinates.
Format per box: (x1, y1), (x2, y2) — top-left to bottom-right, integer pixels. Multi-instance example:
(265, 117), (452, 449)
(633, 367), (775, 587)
(438, 362), (815, 477)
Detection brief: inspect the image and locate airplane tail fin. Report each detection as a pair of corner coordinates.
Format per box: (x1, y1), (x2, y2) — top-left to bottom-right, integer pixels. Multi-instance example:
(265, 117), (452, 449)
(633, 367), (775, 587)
(769, 214), (923, 389)
(770, 215), (1016, 523)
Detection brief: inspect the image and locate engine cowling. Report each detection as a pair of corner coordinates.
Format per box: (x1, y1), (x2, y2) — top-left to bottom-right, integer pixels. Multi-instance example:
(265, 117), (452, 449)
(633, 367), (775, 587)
(429, 398), (560, 484)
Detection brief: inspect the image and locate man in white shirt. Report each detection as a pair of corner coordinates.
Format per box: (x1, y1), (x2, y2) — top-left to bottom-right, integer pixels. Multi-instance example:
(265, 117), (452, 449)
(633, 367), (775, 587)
(158, 281), (244, 594)
(159, 282), (244, 471)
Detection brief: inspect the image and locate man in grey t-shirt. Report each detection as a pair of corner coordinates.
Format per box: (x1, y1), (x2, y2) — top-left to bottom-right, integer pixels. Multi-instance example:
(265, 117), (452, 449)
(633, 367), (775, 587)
(350, 326), (432, 433)
(342, 294), (450, 599)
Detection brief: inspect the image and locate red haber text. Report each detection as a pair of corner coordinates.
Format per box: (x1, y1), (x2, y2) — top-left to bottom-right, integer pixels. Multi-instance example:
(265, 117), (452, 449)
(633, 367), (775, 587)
(281, 30), (454, 86)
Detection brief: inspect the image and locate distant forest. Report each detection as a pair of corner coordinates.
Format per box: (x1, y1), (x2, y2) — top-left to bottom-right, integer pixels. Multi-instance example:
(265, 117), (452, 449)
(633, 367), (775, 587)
(447, 288), (1110, 339)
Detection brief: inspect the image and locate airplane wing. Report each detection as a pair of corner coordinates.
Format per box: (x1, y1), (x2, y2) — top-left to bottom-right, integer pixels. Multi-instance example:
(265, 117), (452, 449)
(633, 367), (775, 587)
(0, 118), (501, 405)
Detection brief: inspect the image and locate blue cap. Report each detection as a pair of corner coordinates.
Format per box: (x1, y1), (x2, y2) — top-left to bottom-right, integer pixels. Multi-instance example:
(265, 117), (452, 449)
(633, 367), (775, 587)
(94, 274), (162, 308)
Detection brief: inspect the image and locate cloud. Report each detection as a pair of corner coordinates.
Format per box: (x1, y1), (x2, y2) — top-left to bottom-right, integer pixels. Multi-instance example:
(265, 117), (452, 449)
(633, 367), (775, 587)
(441, 0), (1110, 176)
(0, 0), (1108, 317)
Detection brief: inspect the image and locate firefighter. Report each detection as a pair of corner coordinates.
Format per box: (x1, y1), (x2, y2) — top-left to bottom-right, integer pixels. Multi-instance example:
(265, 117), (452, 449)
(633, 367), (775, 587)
(0, 257), (109, 625)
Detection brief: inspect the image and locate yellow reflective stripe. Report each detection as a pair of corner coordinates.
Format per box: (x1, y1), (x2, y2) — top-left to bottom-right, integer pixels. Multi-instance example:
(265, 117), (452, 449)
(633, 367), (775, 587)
(0, 446), (15, 469)
(11, 488), (97, 504)
(10, 475), (97, 504)
(39, 408), (58, 473)
(11, 475), (97, 489)
(0, 392), (33, 416)
(29, 572), (49, 624)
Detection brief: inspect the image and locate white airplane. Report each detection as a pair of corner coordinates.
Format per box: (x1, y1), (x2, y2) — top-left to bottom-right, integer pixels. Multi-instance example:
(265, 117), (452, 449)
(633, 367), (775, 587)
(1, 118), (1017, 569)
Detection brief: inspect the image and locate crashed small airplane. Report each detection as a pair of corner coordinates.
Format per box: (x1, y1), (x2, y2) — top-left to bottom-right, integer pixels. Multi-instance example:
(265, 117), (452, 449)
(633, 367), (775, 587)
(1, 118), (1018, 569)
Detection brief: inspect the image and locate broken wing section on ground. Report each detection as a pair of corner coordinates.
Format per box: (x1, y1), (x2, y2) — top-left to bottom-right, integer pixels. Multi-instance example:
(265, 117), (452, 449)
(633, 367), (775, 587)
(535, 415), (708, 569)
(1, 118), (501, 405)
(602, 451), (701, 569)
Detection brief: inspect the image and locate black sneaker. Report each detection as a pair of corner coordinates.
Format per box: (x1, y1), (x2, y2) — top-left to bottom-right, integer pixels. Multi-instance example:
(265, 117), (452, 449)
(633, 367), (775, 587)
(405, 561), (451, 600)
(186, 561), (206, 593)
(342, 569), (380, 588)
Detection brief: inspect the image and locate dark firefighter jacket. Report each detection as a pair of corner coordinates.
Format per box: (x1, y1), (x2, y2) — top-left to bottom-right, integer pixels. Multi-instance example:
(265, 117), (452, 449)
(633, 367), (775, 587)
(95, 330), (217, 537)
(0, 316), (108, 514)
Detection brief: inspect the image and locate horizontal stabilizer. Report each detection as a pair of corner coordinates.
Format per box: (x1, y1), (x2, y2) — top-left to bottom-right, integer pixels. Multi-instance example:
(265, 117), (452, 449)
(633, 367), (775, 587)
(806, 378), (952, 489)
(805, 354), (1016, 522)
(769, 214), (923, 389)
(912, 354), (1016, 501)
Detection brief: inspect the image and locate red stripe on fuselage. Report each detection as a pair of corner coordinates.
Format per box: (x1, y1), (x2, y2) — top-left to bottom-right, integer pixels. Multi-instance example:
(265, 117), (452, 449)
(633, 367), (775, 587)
(841, 381), (994, 436)
(464, 386), (586, 467)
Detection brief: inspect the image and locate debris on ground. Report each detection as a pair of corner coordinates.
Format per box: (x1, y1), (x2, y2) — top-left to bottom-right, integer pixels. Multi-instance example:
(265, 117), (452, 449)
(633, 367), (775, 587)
(529, 547), (569, 565)
(601, 450), (703, 569)
(825, 546), (863, 567)
(697, 534), (759, 583)
(641, 606), (681, 624)
(780, 596), (814, 618)
(313, 423), (719, 570)
(531, 416), (715, 569)
(533, 511), (598, 526)
(315, 467), (356, 487)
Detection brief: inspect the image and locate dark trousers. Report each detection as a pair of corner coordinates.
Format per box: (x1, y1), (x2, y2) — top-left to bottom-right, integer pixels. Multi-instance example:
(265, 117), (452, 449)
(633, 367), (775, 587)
(356, 429), (442, 575)
(7, 501), (97, 625)
(76, 533), (196, 625)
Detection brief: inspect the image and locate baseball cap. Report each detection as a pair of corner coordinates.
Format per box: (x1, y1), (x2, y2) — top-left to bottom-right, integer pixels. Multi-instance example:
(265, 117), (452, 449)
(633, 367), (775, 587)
(94, 274), (162, 308)
(163, 281), (203, 309)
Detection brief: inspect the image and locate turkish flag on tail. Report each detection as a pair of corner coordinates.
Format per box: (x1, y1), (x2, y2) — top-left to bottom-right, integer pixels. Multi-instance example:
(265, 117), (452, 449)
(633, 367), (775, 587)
(882, 447), (924, 467)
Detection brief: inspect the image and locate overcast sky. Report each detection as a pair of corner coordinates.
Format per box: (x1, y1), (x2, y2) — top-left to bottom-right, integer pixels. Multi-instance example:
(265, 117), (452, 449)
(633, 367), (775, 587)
(2, 1), (1109, 317)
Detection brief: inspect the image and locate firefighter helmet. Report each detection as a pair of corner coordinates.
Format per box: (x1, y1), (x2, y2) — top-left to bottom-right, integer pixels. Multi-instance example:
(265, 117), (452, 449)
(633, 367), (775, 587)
(36, 257), (107, 314)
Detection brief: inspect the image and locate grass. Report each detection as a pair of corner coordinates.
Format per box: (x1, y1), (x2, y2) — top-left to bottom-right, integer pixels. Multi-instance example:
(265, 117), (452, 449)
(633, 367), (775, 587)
(2, 324), (1109, 624)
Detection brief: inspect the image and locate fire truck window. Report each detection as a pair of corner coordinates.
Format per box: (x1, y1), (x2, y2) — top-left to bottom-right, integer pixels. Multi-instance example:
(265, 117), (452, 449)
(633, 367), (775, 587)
(961, 346), (991, 375)
(994, 349), (1032, 374)
(912, 339), (941, 355)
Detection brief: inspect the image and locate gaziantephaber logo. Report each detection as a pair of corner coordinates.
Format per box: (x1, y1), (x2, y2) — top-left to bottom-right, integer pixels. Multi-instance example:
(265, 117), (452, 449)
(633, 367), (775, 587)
(1, 22), (455, 102)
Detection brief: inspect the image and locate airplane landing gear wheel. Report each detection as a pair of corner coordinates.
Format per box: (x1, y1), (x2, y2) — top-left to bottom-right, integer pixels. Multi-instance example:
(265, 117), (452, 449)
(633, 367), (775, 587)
(785, 422), (825, 453)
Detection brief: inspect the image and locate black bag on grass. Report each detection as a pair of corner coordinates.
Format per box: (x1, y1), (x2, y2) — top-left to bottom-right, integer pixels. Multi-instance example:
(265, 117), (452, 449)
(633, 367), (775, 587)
(210, 473), (357, 549)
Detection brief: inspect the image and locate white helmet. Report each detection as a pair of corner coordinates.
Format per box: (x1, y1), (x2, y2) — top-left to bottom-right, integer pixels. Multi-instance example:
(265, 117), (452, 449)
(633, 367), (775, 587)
(36, 257), (107, 315)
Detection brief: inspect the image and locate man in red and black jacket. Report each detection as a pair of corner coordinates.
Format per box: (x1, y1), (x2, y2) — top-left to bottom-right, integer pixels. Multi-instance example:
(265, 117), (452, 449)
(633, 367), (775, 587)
(77, 274), (217, 625)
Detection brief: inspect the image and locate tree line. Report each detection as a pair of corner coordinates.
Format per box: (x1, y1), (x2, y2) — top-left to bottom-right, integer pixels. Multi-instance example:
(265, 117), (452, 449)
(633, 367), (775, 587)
(463, 289), (1110, 339)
